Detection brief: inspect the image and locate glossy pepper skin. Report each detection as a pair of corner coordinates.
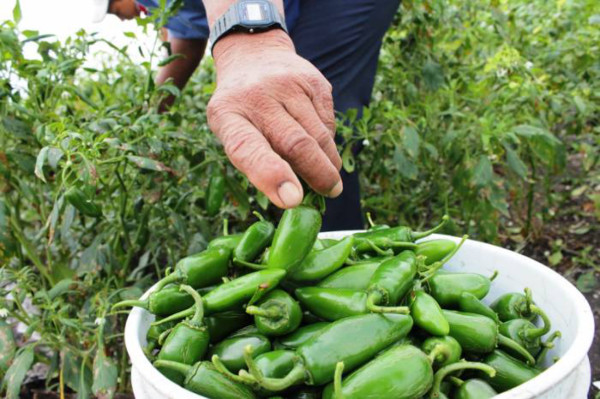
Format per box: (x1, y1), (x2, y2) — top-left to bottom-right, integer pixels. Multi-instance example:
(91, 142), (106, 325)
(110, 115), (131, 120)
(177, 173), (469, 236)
(246, 289), (302, 336)
(322, 345), (433, 399)
(64, 186), (102, 217)
(234, 213), (275, 263)
(498, 304), (551, 357)
(267, 204), (321, 271)
(209, 334), (271, 373)
(421, 336), (462, 368)
(206, 172), (226, 216)
(147, 247), (231, 293)
(415, 239), (457, 265)
(205, 311), (251, 344)
(443, 310), (535, 364)
(410, 290), (449, 336)
(491, 288), (536, 322)
(482, 350), (541, 391)
(153, 360), (257, 399)
(156, 286), (210, 384)
(458, 292), (499, 323)
(294, 287), (370, 321)
(365, 251), (417, 313)
(427, 361), (497, 399)
(429, 271), (495, 307)
(208, 233), (244, 251)
(317, 260), (381, 291)
(240, 313), (414, 391)
(112, 284), (195, 317)
(152, 269), (287, 325)
(274, 322), (329, 350)
(454, 379), (498, 399)
(288, 236), (354, 283)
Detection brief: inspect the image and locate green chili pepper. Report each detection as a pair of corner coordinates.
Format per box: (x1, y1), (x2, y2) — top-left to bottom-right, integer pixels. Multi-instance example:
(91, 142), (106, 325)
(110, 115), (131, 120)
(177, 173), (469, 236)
(458, 292), (499, 323)
(491, 288), (536, 322)
(453, 378), (498, 399)
(322, 345), (433, 399)
(274, 322), (330, 350)
(498, 305), (551, 357)
(112, 284), (195, 317)
(410, 290), (449, 336)
(246, 289), (302, 336)
(481, 350), (541, 392)
(428, 361), (496, 399)
(155, 285), (210, 384)
(353, 215), (449, 254)
(206, 172), (226, 216)
(205, 311), (251, 343)
(152, 269), (287, 326)
(153, 247), (231, 291)
(429, 270), (497, 307)
(64, 186), (102, 217)
(288, 236), (354, 283)
(234, 212), (275, 263)
(365, 212), (390, 231)
(313, 238), (340, 251)
(146, 318), (176, 343)
(317, 260), (381, 291)
(253, 350), (297, 378)
(415, 239), (457, 265)
(153, 360), (257, 399)
(208, 233), (244, 251)
(301, 310), (324, 325)
(267, 201), (321, 271)
(365, 251), (417, 313)
(209, 334), (271, 373)
(421, 336), (462, 368)
(236, 313), (413, 391)
(228, 324), (261, 338)
(443, 310), (536, 364)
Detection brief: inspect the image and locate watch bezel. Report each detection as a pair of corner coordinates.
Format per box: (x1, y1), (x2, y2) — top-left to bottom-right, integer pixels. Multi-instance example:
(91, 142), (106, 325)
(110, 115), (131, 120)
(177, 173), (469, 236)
(236, 0), (275, 27)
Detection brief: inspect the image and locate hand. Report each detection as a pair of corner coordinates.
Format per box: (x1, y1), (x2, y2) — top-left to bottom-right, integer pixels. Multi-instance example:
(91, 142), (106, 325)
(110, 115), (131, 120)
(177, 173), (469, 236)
(207, 30), (343, 209)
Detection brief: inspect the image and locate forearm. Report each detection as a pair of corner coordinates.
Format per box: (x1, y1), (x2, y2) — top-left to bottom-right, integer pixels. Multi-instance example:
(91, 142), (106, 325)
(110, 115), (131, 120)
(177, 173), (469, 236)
(202, 0), (285, 27)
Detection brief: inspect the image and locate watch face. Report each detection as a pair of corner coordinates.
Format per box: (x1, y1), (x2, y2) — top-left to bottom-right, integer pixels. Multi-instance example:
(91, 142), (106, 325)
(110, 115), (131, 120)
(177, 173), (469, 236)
(238, 1), (272, 26)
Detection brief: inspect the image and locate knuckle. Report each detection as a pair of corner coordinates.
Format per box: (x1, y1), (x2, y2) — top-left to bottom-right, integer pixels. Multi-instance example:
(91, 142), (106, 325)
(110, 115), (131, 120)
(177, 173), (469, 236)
(280, 133), (317, 159)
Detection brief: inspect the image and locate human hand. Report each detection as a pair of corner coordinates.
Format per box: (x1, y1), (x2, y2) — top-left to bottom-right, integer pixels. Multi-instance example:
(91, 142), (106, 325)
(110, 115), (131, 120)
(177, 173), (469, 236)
(207, 30), (343, 209)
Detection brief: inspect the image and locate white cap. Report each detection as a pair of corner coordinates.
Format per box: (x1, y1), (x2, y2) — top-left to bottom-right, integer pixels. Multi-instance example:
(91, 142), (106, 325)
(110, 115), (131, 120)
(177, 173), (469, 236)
(90, 0), (110, 23)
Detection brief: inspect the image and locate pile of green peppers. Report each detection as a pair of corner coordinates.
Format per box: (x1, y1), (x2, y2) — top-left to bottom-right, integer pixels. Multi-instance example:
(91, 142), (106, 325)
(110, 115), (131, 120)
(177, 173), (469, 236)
(114, 201), (561, 399)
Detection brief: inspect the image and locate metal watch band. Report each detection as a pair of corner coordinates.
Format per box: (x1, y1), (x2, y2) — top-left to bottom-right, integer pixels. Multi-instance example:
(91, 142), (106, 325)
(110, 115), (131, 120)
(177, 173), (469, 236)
(209, 0), (288, 54)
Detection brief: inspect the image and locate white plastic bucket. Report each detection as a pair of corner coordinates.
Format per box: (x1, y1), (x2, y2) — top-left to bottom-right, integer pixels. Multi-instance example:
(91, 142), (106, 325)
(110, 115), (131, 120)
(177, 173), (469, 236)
(124, 233), (595, 399)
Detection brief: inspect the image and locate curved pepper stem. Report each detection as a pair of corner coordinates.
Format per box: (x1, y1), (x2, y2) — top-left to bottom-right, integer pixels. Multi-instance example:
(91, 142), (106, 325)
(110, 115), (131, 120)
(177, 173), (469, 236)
(223, 218), (230, 236)
(429, 361), (496, 399)
(243, 345), (305, 392)
(364, 239), (396, 256)
(420, 235), (468, 281)
(497, 334), (536, 365)
(521, 305), (551, 340)
(154, 269), (185, 291)
(157, 327), (174, 346)
(153, 360), (192, 377)
(366, 291), (411, 315)
(180, 284), (205, 325)
(412, 214), (450, 240)
(333, 361), (345, 399)
(252, 211), (265, 222)
(234, 258), (268, 270)
(151, 306), (194, 326)
(489, 270), (499, 281)
(522, 287), (534, 317)
(246, 305), (281, 319)
(427, 345), (452, 366)
(536, 331), (561, 367)
(211, 354), (258, 387)
(111, 298), (149, 311)
(366, 212), (376, 228)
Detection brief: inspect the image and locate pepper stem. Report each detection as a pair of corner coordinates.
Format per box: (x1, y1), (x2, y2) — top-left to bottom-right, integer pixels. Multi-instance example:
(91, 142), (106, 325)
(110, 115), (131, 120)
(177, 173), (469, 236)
(154, 270), (185, 291)
(234, 258), (268, 270)
(412, 214), (450, 240)
(366, 292), (411, 315)
(366, 212), (376, 228)
(223, 218), (229, 236)
(497, 334), (536, 365)
(246, 305), (281, 319)
(211, 355), (258, 387)
(111, 299), (149, 311)
(180, 284), (205, 324)
(522, 287), (534, 317)
(429, 361), (496, 399)
(157, 328), (174, 346)
(536, 331), (561, 366)
(153, 360), (192, 377)
(333, 361), (345, 399)
(244, 345), (306, 391)
(365, 239), (395, 256)
(489, 270), (499, 281)
(447, 376), (464, 387)
(151, 306), (194, 326)
(252, 211), (265, 222)
(427, 345), (452, 366)
(419, 235), (468, 280)
(521, 305), (551, 339)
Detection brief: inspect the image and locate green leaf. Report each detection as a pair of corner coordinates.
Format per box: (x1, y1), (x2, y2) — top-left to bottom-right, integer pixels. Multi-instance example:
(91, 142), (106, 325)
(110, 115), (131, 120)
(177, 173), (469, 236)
(127, 155), (175, 174)
(158, 53), (185, 67)
(422, 59), (444, 91)
(92, 347), (118, 399)
(156, 84), (181, 98)
(576, 271), (597, 294)
(393, 147), (418, 180)
(255, 190), (269, 210)
(2, 117), (31, 140)
(2, 345), (34, 399)
(504, 145), (527, 179)
(402, 126), (421, 158)
(225, 176), (249, 219)
(473, 155), (493, 187)
(0, 320), (16, 374)
(342, 144), (355, 173)
(12, 0), (21, 24)
(547, 251), (563, 267)
(34, 146), (49, 182)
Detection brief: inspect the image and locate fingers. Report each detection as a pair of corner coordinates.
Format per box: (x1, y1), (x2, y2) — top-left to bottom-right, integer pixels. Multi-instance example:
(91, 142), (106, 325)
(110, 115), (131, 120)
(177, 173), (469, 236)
(284, 96), (342, 171)
(301, 74), (336, 134)
(208, 109), (304, 209)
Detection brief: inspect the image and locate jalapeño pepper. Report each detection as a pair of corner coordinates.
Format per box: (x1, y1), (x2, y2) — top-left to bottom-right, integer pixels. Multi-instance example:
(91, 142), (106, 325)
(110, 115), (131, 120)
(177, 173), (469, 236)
(65, 186), (102, 217)
(429, 270), (497, 307)
(498, 304), (552, 357)
(365, 251), (417, 313)
(453, 378), (498, 399)
(155, 285), (210, 384)
(323, 345), (433, 399)
(482, 350), (541, 391)
(153, 360), (257, 399)
(206, 172), (226, 216)
(267, 201), (321, 271)
(238, 313), (413, 391)
(421, 336), (462, 368)
(112, 284), (195, 317)
(491, 288), (536, 322)
(317, 260), (382, 291)
(234, 212), (275, 263)
(246, 289), (302, 336)
(208, 233), (244, 251)
(288, 236), (354, 283)
(415, 239), (457, 265)
(209, 334), (271, 373)
(458, 292), (499, 323)
(152, 269), (286, 325)
(205, 311), (252, 343)
(274, 322), (329, 350)
(428, 361), (496, 399)
(410, 290), (449, 336)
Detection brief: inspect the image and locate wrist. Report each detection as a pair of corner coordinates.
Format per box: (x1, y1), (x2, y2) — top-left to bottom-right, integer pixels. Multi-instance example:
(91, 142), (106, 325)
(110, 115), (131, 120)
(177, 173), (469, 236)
(213, 29), (294, 63)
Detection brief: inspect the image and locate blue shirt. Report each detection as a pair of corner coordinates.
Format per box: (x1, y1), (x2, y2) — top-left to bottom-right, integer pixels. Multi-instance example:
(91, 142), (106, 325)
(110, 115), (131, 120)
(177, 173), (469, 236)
(137, 0), (301, 40)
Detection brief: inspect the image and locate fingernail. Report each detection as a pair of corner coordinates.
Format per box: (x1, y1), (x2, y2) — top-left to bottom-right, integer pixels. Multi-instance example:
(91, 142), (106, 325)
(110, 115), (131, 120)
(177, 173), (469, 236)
(278, 182), (303, 207)
(328, 180), (343, 198)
